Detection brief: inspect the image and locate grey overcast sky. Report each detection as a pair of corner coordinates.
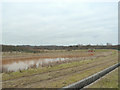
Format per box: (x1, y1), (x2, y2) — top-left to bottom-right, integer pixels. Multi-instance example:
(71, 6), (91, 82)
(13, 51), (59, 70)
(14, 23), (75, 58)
(2, 1), (118, 46)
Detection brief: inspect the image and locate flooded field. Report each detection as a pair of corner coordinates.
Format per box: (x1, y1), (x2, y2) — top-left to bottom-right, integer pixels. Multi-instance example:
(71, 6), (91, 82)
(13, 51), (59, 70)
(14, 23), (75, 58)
(1, 49), (114, 73)
(2, 49), (118, 88)
(2, 57), (70, 72)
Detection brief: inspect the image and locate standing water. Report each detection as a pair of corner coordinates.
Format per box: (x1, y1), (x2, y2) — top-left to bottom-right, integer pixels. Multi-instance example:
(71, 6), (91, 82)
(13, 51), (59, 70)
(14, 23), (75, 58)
(2, 58), (69, 72)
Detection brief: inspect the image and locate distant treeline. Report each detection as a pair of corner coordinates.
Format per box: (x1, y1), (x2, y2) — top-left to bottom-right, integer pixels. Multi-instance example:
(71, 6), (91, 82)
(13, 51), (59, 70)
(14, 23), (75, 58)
(2, 45), (36, 53)
(1, 44), (120, 52)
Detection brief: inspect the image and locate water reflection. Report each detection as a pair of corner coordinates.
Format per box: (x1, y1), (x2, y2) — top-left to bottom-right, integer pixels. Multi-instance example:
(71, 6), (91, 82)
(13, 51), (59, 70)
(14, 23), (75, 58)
(2, 58), (69, 72)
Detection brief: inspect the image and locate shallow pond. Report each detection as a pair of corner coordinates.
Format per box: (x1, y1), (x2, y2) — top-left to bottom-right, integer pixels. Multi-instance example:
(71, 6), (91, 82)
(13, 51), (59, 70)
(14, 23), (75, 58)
(2, 58), (70, 72)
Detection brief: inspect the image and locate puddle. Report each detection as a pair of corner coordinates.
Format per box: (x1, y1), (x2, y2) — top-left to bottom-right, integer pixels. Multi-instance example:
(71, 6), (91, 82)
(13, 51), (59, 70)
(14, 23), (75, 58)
(1, 58), (69, 72)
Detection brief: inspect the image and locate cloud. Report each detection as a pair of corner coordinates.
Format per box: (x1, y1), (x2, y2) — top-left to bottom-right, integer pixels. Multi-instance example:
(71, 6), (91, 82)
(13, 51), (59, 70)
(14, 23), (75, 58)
(2, 2), (118, 45)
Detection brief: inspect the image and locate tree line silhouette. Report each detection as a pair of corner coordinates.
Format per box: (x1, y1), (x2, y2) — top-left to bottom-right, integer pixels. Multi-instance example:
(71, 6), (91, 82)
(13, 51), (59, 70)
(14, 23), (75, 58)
(1, 44), (119, 52)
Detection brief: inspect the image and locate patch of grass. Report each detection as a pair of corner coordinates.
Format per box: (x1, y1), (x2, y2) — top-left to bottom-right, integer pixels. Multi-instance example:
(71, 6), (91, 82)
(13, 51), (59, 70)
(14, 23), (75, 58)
(89, 68), (118, 88)
(35, 62), (117, 88)
(3, 49), (115, 58)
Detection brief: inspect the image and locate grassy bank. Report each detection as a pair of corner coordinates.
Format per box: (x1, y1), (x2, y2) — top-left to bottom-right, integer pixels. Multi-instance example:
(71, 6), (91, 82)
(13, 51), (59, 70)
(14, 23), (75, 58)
(88, 67), (119, 88)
